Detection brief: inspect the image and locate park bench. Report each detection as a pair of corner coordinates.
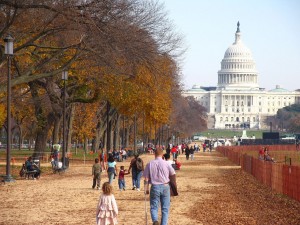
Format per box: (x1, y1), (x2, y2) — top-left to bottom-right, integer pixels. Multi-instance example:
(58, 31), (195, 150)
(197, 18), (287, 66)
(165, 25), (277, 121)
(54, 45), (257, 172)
(19, 164), (39, 179)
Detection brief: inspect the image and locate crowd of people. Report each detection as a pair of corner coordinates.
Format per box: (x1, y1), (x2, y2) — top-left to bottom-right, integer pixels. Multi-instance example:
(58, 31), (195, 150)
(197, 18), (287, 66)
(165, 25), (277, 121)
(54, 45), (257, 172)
(24, 142), (202, 225)
(94, 140), (216, 225)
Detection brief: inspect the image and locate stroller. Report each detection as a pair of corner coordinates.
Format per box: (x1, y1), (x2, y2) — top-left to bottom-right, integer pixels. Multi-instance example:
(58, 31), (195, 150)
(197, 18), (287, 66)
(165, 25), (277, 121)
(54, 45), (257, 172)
(51, 159), (65, 174)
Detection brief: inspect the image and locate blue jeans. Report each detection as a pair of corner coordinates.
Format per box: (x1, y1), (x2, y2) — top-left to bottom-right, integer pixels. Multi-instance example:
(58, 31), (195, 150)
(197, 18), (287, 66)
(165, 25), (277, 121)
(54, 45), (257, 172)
(108, 172), (114, 184)
(172, 152), (176, 160)
(118, 179), (125, 190)
(150, 184), (170, 225)
(132, 169), (143, 188)
(107, 167), (115, 184)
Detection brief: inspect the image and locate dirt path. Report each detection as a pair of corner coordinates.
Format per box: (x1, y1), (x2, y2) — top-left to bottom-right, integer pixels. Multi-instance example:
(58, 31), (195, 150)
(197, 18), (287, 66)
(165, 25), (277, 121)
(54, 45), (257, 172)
(1, 151), (300, 225)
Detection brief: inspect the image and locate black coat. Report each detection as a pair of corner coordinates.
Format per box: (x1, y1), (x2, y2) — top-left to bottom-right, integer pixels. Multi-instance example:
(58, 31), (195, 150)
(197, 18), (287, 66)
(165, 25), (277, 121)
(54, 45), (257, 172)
(185, 147), (190, 155)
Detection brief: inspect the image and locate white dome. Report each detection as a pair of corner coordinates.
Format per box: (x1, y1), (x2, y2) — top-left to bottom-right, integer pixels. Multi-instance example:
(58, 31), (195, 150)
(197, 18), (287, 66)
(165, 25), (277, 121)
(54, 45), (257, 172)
(217, 22), (259, 91)
(224, 42), (252, 59)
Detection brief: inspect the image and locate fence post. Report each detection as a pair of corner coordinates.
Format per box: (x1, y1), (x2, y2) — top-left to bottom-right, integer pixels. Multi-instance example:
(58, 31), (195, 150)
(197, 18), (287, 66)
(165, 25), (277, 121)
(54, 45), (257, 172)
(289, 158), (292, 166)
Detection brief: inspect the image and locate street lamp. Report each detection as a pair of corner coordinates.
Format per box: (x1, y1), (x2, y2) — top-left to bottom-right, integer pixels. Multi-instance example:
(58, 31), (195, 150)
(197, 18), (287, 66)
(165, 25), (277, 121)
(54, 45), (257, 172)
(62, 71), (68, 169)
(4, 34), (15, 182)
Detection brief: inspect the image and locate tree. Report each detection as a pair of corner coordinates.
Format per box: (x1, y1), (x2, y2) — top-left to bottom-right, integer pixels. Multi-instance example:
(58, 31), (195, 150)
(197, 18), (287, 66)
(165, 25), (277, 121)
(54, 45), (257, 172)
(277, 104), (300, 132)
(0, 0), (184, 155)
(170, 95), (207, 138)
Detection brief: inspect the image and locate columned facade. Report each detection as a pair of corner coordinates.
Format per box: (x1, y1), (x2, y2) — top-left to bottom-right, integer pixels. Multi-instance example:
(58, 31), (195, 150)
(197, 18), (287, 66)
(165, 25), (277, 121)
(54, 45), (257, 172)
(183, 22), (300, 129)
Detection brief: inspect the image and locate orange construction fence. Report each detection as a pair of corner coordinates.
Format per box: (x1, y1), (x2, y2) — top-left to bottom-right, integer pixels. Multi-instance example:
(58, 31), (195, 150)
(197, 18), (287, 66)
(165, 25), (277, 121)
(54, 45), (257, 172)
(217, 146), (300, 202)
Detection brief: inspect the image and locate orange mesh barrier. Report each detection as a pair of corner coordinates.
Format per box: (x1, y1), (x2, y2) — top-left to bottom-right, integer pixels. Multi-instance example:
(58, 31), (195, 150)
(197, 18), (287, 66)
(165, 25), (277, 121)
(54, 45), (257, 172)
(217, 146), (300, 202)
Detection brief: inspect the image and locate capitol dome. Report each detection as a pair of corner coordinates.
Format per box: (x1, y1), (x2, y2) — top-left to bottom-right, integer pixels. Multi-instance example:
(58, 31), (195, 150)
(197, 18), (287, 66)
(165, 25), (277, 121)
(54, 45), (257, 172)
(217, 22), (259, 90)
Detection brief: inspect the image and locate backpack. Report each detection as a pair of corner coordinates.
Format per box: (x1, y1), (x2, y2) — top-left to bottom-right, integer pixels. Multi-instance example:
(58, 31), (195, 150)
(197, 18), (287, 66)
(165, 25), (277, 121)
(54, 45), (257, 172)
(136, 158), (143, 171)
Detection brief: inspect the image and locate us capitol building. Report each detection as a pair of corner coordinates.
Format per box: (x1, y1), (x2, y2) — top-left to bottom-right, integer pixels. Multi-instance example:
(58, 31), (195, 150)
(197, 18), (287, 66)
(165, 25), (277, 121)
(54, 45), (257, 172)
(183, 22), (300, 129)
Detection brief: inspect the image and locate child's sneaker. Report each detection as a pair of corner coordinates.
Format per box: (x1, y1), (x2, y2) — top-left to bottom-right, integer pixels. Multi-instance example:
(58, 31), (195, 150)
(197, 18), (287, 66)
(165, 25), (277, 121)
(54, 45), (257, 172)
(123, 188), (126, 191)
(136, 188), (140, 191)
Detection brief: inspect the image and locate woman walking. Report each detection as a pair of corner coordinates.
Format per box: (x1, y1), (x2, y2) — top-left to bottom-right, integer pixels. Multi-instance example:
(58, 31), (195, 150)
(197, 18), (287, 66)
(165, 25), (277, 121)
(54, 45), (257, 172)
(107, 155), (118, 184)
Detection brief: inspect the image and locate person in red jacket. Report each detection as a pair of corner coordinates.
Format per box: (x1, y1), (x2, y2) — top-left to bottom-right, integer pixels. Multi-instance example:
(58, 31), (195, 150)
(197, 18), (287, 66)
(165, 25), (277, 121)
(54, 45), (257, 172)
(171, 145), (177, 160)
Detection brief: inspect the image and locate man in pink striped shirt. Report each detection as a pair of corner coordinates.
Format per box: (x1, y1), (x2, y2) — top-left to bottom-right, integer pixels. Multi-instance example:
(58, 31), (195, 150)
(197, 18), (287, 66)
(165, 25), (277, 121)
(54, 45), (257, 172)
(143, 148), (175, 225)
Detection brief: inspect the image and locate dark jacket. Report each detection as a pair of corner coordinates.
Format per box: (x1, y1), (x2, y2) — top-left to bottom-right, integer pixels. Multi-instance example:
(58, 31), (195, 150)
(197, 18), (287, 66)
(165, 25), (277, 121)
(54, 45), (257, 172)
(185, 147), (190, 155)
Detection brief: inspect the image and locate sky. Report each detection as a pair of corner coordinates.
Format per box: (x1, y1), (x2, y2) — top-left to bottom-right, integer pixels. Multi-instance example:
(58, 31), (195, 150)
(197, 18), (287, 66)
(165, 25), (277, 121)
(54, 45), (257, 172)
(162, 0), (300, 91)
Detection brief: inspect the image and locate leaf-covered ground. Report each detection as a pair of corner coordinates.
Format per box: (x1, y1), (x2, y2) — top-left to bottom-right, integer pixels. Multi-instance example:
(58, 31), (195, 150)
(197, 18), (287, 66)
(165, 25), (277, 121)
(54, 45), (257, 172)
(0, 151), (300, 225)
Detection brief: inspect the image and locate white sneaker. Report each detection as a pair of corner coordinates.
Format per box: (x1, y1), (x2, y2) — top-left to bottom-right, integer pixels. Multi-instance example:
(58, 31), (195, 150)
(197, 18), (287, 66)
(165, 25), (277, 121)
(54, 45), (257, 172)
(136, 188), (140, 191)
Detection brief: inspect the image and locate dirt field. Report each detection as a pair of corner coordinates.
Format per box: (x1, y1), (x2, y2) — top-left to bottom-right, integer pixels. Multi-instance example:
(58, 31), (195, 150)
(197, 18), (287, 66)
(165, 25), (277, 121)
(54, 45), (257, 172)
(1, 151), (300, 225)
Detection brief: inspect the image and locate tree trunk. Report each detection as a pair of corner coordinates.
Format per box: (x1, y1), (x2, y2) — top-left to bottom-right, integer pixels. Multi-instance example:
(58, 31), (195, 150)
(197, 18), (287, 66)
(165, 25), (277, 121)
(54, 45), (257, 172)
(125, 128), (128, 148)
(29, 81), (55, 158)
(67, 104), (75, 153)
(52, 117), (61, 144)
(18, 125), (22, 151)
(95, 122), (102, 151)
(84, 137), (88, 153)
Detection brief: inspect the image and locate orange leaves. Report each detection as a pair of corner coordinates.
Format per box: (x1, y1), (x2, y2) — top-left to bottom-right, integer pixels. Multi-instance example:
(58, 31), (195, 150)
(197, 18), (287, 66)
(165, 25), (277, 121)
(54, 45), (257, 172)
(72, 102), (99, 142)
(0, 103), (5, 127)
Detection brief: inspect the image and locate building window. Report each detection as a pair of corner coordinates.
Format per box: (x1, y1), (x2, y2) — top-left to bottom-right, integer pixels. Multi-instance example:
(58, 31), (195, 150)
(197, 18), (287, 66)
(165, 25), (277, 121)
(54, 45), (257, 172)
(253, 117), (256, 122)
(259, 102), (261, 106)
(225, 117), (228, 122)
(248, 108), (251, 112)
(242, 117), (244, 122)
(225, 108), (228, 112)
(231, 117), (234, 122)
(247, 117), (250, 122)
(220, 117), (223, 122)
(236, 117), (239, 122)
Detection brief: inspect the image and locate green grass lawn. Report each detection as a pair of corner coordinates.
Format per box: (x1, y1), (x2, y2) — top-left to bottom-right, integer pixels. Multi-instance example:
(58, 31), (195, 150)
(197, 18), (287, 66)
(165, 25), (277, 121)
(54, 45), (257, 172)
(0, 148), (99, 162)
(195, 129), (289, 139)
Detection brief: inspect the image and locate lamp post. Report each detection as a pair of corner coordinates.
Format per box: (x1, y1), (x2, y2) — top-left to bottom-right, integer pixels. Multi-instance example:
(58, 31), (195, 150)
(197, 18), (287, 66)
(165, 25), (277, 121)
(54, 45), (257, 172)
(4, 34), (15, 182)
(62, 71), (68, 169)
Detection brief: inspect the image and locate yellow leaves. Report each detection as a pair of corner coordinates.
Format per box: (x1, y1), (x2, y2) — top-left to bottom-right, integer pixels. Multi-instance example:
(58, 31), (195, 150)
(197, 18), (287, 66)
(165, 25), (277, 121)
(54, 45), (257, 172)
(0, 103), (6, 127)
(72, 103), (99, 142)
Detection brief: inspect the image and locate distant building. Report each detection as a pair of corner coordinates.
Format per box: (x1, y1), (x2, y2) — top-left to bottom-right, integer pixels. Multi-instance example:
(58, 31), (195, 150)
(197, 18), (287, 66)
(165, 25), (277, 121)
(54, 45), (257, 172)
(183, 22), (300, 129)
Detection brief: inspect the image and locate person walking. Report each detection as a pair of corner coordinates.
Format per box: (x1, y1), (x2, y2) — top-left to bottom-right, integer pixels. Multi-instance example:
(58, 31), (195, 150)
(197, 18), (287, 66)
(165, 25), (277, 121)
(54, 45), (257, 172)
(143, 148), (175, 225)
(171, 145), (177, 160)
(128, 154), (144, 191)
(190, 146), (195, 160)
(118, 166), (130, 191)
(107, 155), (118, 184)
(185, 145), (190, 160)
(96, 182), (118, 225)
(92, 158), (102, 190)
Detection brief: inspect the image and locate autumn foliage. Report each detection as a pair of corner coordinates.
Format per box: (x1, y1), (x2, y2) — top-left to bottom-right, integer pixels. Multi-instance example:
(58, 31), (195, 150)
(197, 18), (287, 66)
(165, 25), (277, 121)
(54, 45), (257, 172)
(0, 0), (206, 154)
